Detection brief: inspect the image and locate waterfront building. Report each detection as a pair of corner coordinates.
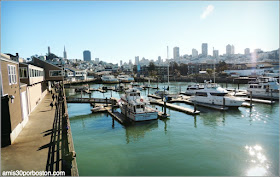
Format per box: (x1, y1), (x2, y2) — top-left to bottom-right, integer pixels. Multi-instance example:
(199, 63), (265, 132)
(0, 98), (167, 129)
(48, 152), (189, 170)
(192, 49), (198, 58)
(1, 53), (25, 146)
(65, 67), (87, 80)
(63, 46), (67, 59)
(226, 44), (232, 56)
(202, 43), (208, 57)
(135, 56), (139, 65)
(244, 48), (250, 55)
(173, 47), (180, 60)
(213, 50), (219, 58)
(83, 50), (91, 61)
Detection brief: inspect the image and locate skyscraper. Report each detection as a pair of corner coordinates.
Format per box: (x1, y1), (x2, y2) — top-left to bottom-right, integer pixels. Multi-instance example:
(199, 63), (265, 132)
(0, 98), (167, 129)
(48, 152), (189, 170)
(120, 60), (123, 66)
(226, 44), (232, 55)
(173, 47), (180, 60)
(192, 49), (198, 58)
(244, 48), (250, 55)
(48, 46), (50, 55)
(213, 50), (219, 58)
(83, 50), (91, 61)
(63, 46), (67, 59)
(135, 56), (139, 65)
(202, 43), (208, 57)
(231, 45), (235, 54)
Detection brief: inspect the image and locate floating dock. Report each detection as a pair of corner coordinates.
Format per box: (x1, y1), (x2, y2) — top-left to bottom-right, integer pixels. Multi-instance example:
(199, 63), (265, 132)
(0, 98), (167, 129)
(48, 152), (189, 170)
(150, 99), (200, 115)
(148, 94), (162, 99)
(244, 98), (275, 104)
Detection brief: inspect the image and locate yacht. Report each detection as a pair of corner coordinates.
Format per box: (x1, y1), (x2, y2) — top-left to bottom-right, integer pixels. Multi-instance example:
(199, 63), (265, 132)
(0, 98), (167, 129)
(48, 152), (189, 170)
(189, 83), (244, 107)
(247, 77), (279, 100)
(117, 75), (134, 83)
(185, 84), (205, 96)
(119, 88), (158, 121)
(101, 75), (119, 84)
(130, 82), (143, 91)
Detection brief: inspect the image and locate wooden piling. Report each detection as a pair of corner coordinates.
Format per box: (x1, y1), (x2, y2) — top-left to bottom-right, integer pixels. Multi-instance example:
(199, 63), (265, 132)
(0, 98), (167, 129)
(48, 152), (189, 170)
(223, 97), (225, 108)
(250, 91), (252, 107)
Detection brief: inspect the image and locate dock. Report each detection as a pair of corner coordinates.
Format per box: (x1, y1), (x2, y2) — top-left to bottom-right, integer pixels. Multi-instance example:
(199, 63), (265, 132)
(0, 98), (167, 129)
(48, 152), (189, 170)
(148, 94), (162, 99)
(66, 97), (118, 105)
(150, 99), (200, 115)
(244, 98), (275, 104)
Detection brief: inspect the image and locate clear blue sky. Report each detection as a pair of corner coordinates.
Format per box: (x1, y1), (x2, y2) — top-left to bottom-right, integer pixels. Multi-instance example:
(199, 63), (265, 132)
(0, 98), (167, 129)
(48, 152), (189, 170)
(1, 1), (279, 64)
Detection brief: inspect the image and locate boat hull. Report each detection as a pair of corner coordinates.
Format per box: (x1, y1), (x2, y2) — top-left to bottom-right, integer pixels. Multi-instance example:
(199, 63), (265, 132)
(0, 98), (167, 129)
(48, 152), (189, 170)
(247, 90), (279, 100)
(120, 105), (158, 121)
(190, 96), (244, 107)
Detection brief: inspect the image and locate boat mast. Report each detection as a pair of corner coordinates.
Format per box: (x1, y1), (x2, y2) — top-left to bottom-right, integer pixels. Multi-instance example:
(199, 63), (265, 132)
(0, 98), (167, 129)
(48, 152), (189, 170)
(213, 47), (216, 83)
(167, 46), (169, 86)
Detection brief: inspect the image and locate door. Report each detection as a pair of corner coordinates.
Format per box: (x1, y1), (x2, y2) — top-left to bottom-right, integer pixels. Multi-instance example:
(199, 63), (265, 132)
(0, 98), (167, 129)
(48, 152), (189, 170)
(21, 91), (28, 120)
(1, 95), (11, 147)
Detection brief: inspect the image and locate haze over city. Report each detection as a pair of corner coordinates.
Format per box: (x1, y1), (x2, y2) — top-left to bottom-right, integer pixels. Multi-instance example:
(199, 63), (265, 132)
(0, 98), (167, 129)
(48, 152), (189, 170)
(1, 1), (279, 63)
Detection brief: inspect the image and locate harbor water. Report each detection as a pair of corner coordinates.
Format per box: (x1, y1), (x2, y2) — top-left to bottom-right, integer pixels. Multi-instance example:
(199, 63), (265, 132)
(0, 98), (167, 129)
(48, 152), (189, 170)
(66, 82), (279, 176)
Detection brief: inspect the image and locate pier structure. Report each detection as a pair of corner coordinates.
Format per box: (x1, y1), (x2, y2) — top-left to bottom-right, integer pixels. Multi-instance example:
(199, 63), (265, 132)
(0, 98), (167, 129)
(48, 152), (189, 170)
(1, 85), (78, 176)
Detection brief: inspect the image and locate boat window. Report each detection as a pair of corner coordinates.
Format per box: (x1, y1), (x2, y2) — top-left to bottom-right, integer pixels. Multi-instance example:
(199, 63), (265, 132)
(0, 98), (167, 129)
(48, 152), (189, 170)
(210, 93), (227, 96)
(196, 92), (207, 97)
(258, 86), (262, 88)
(134, 106), (136, 112)
(137, 93), (140, 96)
(249, 85), (254, 88)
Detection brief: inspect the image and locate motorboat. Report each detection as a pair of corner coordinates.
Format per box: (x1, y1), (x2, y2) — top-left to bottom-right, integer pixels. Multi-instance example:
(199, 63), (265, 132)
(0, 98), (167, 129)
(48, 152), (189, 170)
(189, 83), (244, 107)
(119, 88), (158, 121)
(247, 77), (279, 100)
(101, 75), (119, 84)
(117, 75), (134, 83)
(185, 84), (205, 96)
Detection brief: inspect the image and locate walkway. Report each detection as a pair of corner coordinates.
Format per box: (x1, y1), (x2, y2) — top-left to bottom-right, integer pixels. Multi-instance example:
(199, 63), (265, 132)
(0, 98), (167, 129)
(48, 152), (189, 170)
(1, 93), (56, 171)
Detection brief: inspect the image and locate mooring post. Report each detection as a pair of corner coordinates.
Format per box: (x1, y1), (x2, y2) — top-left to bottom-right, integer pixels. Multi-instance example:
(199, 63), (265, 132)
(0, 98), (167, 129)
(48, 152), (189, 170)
(148, 87), (150, 95)
(111, 90), (112, 97)
(164, 99), (167, 116)
(194, 101), (197, 113)
(106, 97), (108, 107)
(270, 89), (273, 104)
(250, 91), (252, 107)
(223, 97), (225, 109)
(81, 90), (82, 98)
(238, 81), (240, 90)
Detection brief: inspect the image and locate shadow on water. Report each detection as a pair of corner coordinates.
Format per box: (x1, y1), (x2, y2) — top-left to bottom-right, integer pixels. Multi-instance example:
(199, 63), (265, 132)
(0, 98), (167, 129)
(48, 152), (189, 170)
(198, 107), (242, 127)
(124, 120), (159, 144)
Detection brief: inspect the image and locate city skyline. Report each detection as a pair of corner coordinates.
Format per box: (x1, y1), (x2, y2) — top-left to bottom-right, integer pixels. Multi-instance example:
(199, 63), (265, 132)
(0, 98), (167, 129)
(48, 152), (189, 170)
(1, 1), (279, 63)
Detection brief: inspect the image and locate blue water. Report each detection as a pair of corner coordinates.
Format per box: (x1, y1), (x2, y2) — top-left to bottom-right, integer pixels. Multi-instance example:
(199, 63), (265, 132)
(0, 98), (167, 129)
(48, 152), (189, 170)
(66, 82), (279, 176)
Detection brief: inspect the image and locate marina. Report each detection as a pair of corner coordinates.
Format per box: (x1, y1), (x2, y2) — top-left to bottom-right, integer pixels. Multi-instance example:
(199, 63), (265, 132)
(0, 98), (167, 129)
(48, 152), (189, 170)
(65, 81), (279, 176)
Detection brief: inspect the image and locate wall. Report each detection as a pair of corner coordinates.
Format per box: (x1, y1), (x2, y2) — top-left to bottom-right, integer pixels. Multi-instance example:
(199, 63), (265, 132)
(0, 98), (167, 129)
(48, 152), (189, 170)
(1, 59), (23, 143)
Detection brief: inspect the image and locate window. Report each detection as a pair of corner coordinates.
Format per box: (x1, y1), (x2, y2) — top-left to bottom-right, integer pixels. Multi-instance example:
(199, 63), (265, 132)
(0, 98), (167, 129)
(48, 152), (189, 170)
(19, 67), (28, 78)
(49, 70), (63, 77)
(8, 65), (17, 85)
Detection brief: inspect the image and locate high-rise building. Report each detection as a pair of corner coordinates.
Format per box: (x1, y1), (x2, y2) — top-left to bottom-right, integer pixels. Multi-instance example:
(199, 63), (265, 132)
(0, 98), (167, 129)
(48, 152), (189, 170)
(120, 60), (123, 66)
(213, 50), (219, 58)
(129, 59), (132, 65)
(192, 49), (198, 58)
(202, 43), (208, 57)
(173, 47), (180, 60)
(135, 56), (139, 65)
(95, 58), (99, 63)
(231, 45), (235, 54)
(157, 56), (162, 63)
(226, 44), (232, 55)
(63, 46), (67, 59)
(244, 48), (250, 55)
(48, 46), (50, 55)
(83, 50), (91, 61)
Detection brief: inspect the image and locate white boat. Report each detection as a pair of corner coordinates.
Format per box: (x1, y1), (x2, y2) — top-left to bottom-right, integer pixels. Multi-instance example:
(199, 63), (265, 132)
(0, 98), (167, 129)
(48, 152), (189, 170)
(117, 75), (134, 83)
(189, 83), (244, 107)
(185, 84), (205, 96)
(119, 88), (158, 121)
(101, 75), (119, 84)
(247, 77), (279, 100)
(130, 82), (143, 91)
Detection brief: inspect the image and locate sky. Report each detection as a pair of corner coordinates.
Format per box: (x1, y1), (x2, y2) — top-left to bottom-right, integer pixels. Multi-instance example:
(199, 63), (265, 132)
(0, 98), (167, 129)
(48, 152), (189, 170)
(1, 1), (279, 64)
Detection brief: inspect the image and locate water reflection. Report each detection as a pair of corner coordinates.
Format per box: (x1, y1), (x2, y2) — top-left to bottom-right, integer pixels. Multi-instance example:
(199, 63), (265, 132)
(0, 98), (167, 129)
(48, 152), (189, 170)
(244, 144), (271, 176)
(125, 120), (158, 144)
